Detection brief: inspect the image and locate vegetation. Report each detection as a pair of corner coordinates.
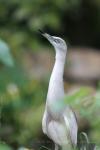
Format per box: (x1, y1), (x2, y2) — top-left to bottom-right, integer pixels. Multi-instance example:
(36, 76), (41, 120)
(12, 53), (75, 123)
(0, 0), (100, 50)
(0, 0), (100, 149)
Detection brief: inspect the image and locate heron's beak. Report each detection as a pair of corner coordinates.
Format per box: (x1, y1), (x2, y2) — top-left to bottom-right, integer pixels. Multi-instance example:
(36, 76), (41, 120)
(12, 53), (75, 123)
(38, 29), (54, 42)
(38, 29), (45, 35)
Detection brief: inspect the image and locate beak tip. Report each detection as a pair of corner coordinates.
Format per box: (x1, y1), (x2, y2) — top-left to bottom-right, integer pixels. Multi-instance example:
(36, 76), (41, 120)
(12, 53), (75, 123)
(38, 29), (45, 35)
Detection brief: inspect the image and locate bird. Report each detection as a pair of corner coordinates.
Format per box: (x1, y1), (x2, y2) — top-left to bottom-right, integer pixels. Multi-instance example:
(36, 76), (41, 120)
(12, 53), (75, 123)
(39, 30), (78, 150)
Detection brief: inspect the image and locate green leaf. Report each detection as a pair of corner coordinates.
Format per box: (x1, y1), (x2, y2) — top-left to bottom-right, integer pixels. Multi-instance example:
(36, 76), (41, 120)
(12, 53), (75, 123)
(0, 143), (12, 150)
(0, 39), (14, 67)
(64, 87), (91, 105)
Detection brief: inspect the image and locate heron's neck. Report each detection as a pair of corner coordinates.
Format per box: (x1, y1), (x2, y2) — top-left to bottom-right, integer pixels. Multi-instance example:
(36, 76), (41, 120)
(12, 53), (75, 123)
(47, 51), (66, 101)
(51, 52), (66, 82)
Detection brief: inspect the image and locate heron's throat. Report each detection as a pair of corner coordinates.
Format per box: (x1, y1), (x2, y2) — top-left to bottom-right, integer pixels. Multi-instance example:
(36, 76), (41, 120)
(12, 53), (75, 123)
(47, 51), (66, 102)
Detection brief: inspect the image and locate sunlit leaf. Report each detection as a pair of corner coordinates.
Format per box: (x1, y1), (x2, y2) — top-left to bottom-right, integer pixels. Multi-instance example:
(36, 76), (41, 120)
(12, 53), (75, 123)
(0, 143), (12, 150)
(0, 40), (14, 67)
(64, 87), (91, 105)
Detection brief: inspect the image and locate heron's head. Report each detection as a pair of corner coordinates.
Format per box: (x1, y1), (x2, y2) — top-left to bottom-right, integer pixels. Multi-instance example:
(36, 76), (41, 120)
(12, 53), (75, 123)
(39, 30), (67, 53)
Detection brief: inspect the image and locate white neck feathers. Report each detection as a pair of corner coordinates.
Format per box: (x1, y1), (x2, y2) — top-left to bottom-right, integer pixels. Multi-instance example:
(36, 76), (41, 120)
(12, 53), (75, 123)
(47, 50), (66, 102)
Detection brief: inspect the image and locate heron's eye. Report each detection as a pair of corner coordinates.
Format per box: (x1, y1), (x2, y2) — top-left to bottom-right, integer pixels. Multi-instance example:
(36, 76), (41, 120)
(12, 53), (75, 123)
(54, 39), (60, 43)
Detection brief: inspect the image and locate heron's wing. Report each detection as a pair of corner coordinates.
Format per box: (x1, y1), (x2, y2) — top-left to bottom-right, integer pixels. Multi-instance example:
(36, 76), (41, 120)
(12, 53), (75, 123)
(48, 119), (73, 149)
(63, 106), (78, 146)
(42, 108), (52, 137)
(42, 110), (47, 134)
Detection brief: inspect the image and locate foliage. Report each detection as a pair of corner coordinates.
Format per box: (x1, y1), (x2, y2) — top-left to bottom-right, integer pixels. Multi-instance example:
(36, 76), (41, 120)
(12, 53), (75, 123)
(0, 40), (14, 67)
(66, 88), (100, 143)
(0, 74), (47, 145)
(0, 0), (100, 50)
(0, 143), (12, 150)
(0, 0), (100, 149)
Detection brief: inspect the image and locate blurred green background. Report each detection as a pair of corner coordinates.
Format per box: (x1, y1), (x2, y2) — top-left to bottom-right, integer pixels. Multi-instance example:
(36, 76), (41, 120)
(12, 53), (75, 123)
(0, 0), (100, 149)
